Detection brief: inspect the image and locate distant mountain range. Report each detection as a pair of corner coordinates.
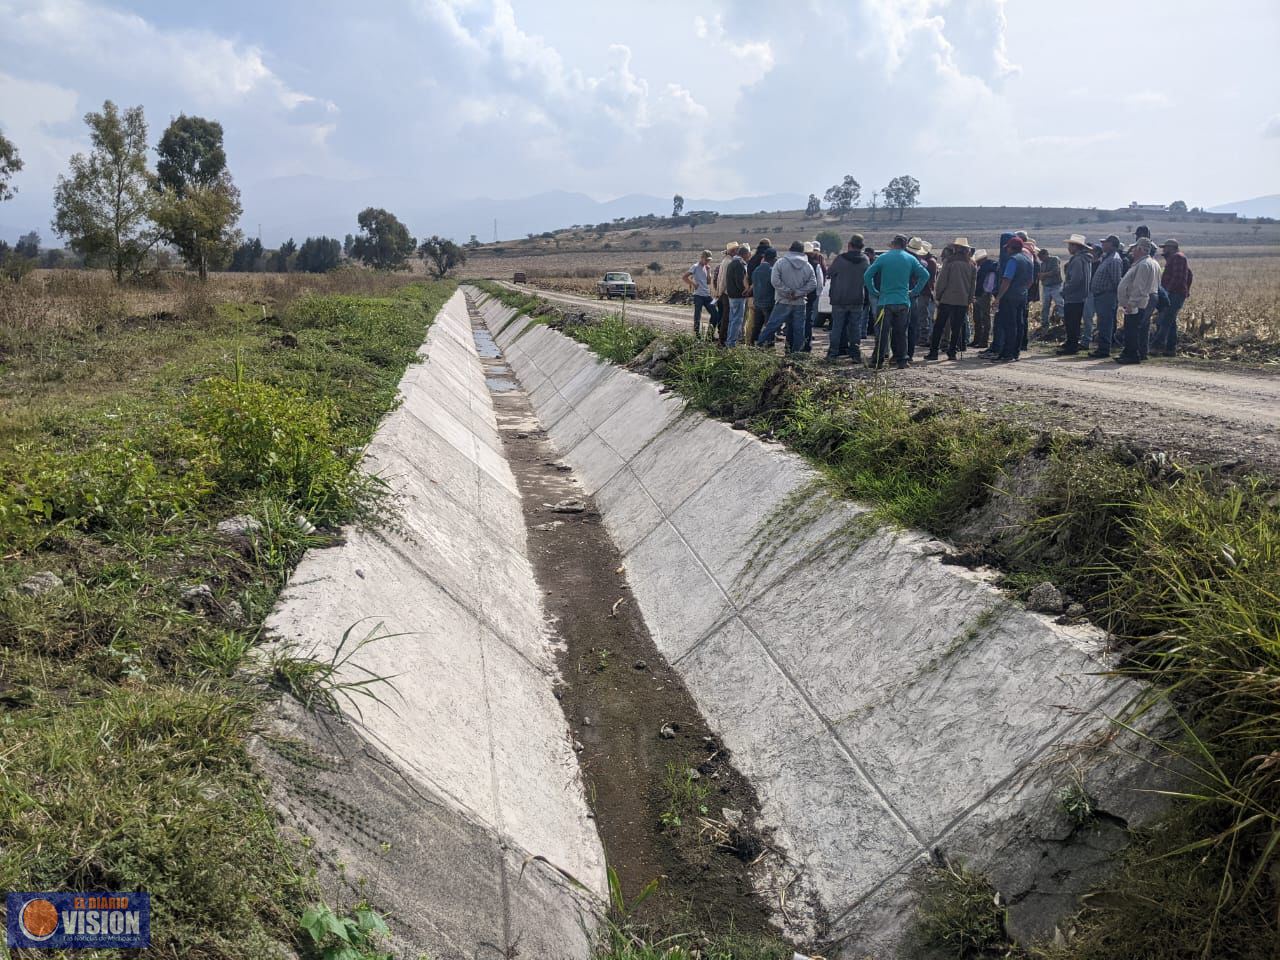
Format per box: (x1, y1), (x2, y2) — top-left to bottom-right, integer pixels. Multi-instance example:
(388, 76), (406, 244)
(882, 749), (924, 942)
(235, 177), (809, 247)
(1208, 194), (1280, 218)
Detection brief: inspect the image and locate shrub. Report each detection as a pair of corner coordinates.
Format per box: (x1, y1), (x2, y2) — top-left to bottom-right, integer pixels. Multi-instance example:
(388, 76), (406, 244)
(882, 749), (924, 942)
(191, 377), (371, 525)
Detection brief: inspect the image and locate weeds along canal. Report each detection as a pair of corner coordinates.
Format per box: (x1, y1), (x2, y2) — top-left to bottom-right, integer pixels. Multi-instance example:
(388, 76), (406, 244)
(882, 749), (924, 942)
(467, 297), (800, 945)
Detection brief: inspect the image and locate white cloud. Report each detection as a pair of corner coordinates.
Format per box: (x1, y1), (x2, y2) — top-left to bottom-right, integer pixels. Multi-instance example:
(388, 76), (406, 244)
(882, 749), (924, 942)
(692, 14), (775, 72)
(1124, 90), (1170, 107)
(1, 0), (332, 114)
(0, 72), (81, 195)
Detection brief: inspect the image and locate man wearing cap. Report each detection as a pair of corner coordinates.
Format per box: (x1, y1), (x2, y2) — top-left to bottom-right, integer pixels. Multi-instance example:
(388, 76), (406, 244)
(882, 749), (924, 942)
(1036, 247), (1064, 336)
(757, 241), (817, 353)
(863, 234), (930, 369)
(1153, 239), (1193, 356)
(1088, 235), (1124, 357)
(681, 249), (720, 339)
(826, 234), (870, 362)
(1115, 238), (1162, 364)
(991, 236), (1036, 362)
(723, 245), (752, 347)
(1058, 235), (1092, 355)
(749, 247), (777, 347)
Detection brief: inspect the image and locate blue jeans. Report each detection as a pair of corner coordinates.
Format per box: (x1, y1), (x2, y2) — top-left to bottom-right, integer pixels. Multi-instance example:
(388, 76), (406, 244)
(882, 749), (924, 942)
(692, 295), (719, 337)
(995, 296), (1024, 359)
(908, 296), (934, 357)
(828, 306), (864, 358)
(726, 297), (747, 346)
(804, 297), (817, 352)
(757, 302), (807, 352)
(1153, 290), (1186, 353)
(1092, 290), (1118, 353)
(1082, 292), (1096, 347)
(1039, 283), (1064, 330)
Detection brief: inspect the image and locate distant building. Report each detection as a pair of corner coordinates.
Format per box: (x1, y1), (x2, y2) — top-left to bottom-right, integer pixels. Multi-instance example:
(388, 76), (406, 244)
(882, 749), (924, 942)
(1128, 202), (1167, 211)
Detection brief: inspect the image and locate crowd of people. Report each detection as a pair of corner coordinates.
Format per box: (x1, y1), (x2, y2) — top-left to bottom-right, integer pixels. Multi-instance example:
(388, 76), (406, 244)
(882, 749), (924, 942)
(681, 224), (1193, 370)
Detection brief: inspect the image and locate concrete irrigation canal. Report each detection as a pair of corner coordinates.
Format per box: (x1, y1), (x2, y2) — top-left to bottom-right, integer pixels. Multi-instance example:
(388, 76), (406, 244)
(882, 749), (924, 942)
(260, 288), (1170, 958)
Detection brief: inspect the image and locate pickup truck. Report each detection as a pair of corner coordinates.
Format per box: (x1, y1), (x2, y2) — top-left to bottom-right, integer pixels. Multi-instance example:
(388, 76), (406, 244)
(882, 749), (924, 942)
(596, 272), (638, 299)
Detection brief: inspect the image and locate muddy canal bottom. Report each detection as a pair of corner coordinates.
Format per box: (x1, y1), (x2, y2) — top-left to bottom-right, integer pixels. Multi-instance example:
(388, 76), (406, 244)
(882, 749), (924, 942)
(467, 300), (803, 944)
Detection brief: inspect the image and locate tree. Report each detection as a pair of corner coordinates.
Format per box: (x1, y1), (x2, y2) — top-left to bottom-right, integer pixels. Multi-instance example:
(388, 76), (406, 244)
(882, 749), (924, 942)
(418, 235), (466, 278)
(151, 115), (241, 280)
(466, 234), (481, 249)
(269, 238), (297, 273)
(351, 208), (415, 271)
(805, 194), (822, 218)
(822, 175), (861, 220)
(815, 230), (841, 255)
(883, 175), (921, 221)
(15, 231), (40, 260)
(229, 237), (263, 272)
(343, 233), (355, 257)
(672, 194), (684, 218)
(1169, 200), (1188, 214)
(0, 130), (22, 202)
(295, 236), (342, 274)
(53, 101), (157, 283)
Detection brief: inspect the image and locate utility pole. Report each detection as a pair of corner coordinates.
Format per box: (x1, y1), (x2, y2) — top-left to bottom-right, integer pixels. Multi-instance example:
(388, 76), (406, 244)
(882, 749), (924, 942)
(493, 218), (497, 243)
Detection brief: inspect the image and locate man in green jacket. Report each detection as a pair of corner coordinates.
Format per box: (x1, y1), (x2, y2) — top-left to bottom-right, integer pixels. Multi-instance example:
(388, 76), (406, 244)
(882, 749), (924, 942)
(864, 234), (930, 369)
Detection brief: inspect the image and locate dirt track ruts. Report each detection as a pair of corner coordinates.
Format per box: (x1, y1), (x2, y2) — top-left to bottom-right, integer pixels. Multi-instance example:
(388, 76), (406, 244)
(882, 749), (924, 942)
(498, 280), (1280, 473)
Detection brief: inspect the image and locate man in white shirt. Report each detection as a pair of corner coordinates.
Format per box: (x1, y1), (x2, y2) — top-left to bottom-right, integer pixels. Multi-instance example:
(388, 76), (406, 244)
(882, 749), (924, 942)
(681, 249), (720, 339)
(1115, 238), (1162, 365)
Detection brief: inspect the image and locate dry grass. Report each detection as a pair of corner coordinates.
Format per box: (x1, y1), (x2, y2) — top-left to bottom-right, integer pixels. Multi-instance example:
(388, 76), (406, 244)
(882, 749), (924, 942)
(0, 267), (422, 335)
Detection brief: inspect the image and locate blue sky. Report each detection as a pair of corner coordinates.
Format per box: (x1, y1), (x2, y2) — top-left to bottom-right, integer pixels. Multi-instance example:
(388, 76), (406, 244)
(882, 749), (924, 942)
(1, 0), (1278, 243)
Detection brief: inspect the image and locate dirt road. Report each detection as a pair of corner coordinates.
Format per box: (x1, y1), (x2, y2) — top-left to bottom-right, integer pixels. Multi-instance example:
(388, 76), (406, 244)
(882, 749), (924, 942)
(500, 281), (1280, 471)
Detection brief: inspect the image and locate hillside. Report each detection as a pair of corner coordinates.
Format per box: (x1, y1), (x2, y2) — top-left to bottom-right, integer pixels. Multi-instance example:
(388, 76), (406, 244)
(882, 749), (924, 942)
(1211, 194), (1280, 219)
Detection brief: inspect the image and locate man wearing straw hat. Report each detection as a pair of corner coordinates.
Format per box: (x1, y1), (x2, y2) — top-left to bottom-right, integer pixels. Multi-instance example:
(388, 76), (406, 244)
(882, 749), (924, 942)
(972, 249), (997, 349)
(929, 238), (976, 361)
(905, 236), (936, 359)
(1059, 234), (1092, 354)
(713, 240), (738, 345)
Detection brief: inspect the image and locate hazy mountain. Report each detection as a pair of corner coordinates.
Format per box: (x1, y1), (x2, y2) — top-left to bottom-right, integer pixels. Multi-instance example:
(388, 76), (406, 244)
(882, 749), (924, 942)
(236, 177), (808, 247)
(1209, 194), (1280, 218)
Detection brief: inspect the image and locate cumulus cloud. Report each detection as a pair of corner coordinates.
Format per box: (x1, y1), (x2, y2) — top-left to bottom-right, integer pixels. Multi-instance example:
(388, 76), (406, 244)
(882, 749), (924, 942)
(1, 0), (331, 113)
(693, 14), (775, 72)
(1124, 90), (1170, 107)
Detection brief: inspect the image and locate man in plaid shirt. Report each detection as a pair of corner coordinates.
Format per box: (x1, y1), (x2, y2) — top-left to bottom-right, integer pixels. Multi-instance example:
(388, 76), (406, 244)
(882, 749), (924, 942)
(1153, 239), (1193, 356)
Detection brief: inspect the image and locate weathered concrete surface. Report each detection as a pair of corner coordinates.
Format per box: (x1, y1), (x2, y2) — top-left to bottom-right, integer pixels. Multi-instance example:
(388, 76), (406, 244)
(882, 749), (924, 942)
(475, 290), (1168, 953)
(264, 290), (604, 959)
